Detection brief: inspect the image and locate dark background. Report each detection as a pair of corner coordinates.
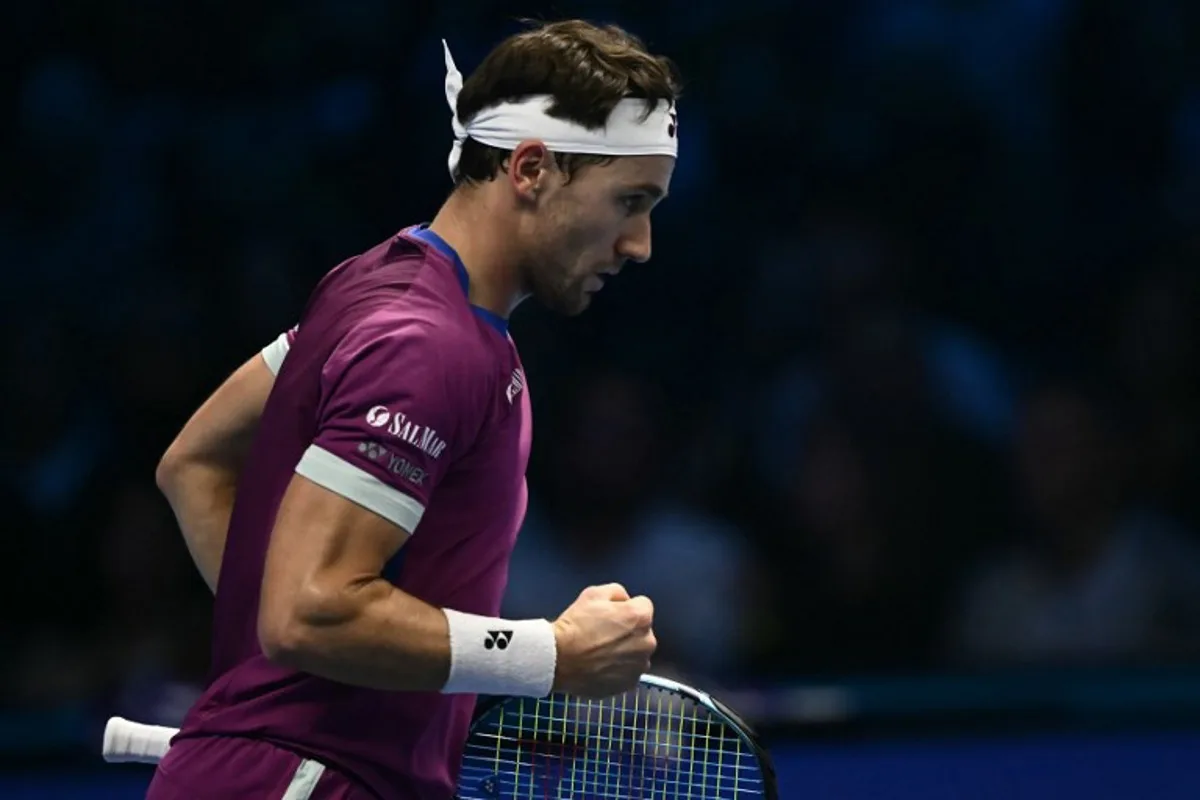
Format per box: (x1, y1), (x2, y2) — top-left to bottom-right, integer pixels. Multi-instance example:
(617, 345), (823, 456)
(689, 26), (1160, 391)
(4, 0), (1200, 796)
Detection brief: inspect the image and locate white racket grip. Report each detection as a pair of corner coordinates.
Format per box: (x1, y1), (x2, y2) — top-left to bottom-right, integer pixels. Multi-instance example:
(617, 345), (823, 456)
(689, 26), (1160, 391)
(102, 716), (179, 764)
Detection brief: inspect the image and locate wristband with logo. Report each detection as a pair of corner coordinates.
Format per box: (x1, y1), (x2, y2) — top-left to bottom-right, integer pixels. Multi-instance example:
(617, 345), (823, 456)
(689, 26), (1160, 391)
(441, 609), (557, 698)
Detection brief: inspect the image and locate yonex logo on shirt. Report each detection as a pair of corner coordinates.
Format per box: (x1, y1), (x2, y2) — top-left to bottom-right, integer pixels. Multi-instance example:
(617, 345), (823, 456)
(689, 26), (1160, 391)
(357, 441), (388, 461)
(386, 455), (427, 487)
(484, 630), (513, 650)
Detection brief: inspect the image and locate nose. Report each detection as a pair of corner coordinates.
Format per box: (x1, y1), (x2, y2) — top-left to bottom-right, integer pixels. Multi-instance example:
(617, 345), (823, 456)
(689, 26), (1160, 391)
(616, 216), (652, 264)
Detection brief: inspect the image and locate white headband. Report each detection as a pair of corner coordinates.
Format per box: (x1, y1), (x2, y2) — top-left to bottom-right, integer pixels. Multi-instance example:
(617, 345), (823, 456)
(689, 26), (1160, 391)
(442, 40), (678, 179)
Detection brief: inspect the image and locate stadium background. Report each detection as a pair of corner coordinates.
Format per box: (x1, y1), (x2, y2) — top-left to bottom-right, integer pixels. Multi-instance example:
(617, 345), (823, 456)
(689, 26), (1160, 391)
(4, 0), (1200, 796)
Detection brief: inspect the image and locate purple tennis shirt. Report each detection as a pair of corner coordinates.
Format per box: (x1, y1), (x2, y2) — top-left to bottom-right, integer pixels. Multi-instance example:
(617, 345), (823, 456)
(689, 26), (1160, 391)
(173, 225), (532, 799)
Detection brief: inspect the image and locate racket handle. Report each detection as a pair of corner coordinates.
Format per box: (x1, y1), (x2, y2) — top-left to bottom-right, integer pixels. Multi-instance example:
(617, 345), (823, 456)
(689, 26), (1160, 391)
(102, 716), (178, 764)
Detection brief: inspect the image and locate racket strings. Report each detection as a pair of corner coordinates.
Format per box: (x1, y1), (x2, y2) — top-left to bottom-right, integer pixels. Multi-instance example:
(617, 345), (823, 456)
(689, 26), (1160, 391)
(459, 686), (767, 798)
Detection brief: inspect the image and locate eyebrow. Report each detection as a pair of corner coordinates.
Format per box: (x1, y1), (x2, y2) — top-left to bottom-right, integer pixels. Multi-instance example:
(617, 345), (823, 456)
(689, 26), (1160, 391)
(625, 183), (668, 200)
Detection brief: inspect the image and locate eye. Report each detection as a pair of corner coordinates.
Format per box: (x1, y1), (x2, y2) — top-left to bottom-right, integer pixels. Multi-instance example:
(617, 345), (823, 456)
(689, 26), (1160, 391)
(620, 194), (651, 215)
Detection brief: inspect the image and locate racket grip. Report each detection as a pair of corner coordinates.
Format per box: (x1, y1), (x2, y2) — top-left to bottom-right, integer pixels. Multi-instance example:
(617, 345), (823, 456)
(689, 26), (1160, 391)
(102, 716), (178, 764)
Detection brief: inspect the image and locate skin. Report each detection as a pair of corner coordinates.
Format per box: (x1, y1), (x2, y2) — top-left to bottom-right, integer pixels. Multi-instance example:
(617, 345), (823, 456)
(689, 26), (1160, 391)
(156, 353), (276, 593)
(430, 142), (674, 318)
(158, 144), (671, 694)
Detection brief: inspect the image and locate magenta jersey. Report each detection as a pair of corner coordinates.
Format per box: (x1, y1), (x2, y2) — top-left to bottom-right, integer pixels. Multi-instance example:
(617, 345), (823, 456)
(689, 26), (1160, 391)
(174, 226), (533, 799)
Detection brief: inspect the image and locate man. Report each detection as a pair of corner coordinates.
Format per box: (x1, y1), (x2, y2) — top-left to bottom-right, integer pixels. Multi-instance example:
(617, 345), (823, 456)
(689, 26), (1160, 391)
(146, 19), (680, 800)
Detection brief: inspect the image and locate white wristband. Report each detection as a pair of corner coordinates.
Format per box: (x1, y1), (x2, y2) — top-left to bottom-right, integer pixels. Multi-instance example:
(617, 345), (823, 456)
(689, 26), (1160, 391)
(441, 609), (557, 697)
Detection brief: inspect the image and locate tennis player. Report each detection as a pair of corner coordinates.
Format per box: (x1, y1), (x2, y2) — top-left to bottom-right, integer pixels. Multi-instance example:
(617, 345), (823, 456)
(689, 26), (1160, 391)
(146, 19), (680, 800)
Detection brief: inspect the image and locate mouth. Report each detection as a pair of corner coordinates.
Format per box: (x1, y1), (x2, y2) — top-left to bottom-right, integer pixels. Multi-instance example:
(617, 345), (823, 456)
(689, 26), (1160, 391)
(586, 266), (622, 293)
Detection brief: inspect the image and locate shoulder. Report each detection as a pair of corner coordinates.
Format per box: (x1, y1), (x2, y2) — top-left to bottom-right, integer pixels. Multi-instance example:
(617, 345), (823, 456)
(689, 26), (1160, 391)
(317, 305), (497, 454)
(336, 304), (494, 386)
(302, 231), (462, 330)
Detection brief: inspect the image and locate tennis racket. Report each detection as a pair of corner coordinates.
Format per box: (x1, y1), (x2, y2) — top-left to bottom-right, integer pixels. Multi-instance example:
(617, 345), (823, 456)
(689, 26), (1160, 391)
(103, 674), (777, 799)
(459, 673), (777, 799)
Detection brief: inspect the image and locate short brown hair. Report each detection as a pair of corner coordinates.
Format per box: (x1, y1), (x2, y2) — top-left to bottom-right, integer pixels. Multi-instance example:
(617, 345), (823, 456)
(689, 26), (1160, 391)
(452, 19), (681, 186)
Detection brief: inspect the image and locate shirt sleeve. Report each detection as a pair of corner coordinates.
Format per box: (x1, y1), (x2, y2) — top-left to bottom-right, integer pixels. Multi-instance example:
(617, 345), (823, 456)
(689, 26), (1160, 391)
(294, 318), (481, 533)
(260, 326), (299, 375)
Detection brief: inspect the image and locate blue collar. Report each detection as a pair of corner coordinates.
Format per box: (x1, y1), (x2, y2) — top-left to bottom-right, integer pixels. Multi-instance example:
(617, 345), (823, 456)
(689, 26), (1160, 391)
(406, 225), (509, 336)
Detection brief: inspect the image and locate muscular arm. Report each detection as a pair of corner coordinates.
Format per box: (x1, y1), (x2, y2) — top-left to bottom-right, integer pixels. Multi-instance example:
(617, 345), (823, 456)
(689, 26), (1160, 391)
(257, 475), (452, 690)
(156, 353), (276, 592)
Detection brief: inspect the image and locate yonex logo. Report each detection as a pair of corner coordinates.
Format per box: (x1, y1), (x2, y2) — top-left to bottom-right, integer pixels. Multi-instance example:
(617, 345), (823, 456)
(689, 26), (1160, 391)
(357, 441), (388, 461)
(479, 775), (500, 798)
(667, 109), (678, 138)
(484, 630), (513, 650)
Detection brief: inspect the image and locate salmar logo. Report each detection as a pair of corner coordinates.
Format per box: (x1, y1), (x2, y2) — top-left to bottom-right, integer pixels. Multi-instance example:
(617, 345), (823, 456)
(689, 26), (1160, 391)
(366, 405), (391, 428)
(363, 405), (448, 460)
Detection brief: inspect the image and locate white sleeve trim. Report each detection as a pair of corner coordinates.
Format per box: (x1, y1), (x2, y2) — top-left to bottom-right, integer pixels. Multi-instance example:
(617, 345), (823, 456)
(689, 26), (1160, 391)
(260, 331), (292, 376)
(295, 445), (426, 532)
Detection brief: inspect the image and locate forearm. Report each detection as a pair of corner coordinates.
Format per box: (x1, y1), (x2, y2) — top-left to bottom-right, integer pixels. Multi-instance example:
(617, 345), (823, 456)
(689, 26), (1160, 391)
(260, 476), (557, 696)
(264, 578), (452, 691)
(157, 460), (238, 593)
(156, 351), (275, 591)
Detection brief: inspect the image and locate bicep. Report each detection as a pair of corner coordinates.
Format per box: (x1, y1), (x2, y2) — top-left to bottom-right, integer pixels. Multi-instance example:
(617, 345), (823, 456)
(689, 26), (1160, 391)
(260, 319), (480, 621)
(260, 474), (410, 627)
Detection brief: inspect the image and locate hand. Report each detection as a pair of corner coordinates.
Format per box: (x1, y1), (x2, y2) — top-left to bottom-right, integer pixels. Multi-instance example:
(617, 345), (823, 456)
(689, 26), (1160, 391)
(551, 583), (657, 698)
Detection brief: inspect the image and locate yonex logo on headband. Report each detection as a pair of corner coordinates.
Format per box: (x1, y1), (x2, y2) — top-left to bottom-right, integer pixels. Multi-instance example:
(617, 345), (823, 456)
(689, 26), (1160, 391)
(442, 39), (679, 179)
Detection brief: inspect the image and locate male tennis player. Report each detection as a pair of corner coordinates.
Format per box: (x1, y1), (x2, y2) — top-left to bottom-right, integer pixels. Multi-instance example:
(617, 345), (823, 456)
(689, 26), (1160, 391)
(146, 19), (679, 800)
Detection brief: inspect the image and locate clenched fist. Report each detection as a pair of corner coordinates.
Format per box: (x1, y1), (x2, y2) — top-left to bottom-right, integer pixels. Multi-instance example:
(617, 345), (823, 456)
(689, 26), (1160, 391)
(551, 584), (657, 698)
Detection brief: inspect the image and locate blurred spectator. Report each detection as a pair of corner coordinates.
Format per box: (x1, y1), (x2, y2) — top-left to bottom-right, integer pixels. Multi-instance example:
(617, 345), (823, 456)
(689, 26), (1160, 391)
(949, 378), (1200, 666)
(93, 480), (210, 726)
(748, 207), (1017, 501)
(0, 482), (42, 708)
(765, 408), (994, 676)
(503, 370), (765, 681)
(0, 313), (114, 521)
(1113, 267), (1200, 531)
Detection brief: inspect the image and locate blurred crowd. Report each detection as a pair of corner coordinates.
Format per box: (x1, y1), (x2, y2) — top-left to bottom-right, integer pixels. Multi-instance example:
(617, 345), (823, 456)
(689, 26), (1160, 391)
(4, 0), (1200, 731)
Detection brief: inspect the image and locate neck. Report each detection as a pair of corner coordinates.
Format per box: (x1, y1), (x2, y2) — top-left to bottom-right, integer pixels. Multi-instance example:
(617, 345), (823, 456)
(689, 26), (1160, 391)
(427, 188), (526, 318)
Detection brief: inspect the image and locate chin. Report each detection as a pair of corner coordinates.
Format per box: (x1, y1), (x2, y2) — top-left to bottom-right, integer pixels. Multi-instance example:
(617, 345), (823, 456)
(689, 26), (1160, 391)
(536, 285), (592, 316)
(551, 296), (591, 317)
(567, 290), (594, 315)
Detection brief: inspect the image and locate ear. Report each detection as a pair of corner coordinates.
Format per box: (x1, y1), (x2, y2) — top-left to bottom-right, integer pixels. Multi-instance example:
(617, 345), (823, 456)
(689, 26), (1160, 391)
(507, 140), (554, 203)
